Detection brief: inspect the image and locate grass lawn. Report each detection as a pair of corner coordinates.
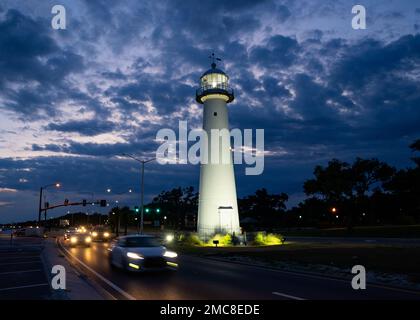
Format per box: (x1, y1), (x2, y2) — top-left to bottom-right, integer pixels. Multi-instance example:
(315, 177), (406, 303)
(281, 224), (420, 238)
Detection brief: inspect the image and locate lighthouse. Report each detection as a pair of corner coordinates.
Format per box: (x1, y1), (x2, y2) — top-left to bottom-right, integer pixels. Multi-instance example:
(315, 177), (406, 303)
(196, 55), (241, 239)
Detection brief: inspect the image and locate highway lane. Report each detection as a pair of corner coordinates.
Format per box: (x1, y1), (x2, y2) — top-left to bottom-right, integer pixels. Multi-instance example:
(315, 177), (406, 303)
(61, 240), (420, 300)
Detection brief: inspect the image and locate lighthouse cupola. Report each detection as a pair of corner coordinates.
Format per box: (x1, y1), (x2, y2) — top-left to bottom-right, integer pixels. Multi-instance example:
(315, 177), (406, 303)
(196, 54), (234, 104)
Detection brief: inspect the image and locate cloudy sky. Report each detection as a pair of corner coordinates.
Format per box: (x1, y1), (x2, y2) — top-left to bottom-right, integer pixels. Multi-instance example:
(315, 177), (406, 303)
(0, 0), (419, 223)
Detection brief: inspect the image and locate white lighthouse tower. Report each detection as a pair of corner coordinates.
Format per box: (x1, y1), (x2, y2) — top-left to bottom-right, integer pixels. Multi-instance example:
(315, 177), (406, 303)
(196, 55), (240, 239)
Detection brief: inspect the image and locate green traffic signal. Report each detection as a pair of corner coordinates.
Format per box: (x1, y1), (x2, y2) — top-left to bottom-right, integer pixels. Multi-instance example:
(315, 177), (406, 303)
(156, 208), (160, 213)
(145, 208), (150, 213)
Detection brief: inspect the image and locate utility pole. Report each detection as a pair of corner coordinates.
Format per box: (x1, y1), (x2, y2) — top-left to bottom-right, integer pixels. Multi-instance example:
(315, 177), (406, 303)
(140, 161), (145, 234)
(38, 187), (43, 224)
(38, 183), (61, 224)
(121, 153), (155, 234)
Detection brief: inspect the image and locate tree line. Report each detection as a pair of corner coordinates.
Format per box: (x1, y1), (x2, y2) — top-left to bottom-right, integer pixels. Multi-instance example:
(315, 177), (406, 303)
(146, 139), (420, 231)
(14, 139), (417, 231)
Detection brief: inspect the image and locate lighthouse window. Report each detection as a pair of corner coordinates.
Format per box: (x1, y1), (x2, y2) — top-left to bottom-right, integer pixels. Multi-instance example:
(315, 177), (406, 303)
(214, 112), (217, 116)
(201, 73), (228, 89)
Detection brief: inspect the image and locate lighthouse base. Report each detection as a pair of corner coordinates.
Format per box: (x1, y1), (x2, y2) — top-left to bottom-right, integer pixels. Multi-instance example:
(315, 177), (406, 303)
(197, 205), (241, 240)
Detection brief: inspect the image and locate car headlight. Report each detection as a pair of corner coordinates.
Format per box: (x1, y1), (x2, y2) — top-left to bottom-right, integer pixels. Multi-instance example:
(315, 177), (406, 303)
(163, 251), (177, 258)
(166, 234), (174, 242)
(92, 232), (98, 237)
(104, 232), (110, 237)
(127, 252), (144, 260)
(85, 237), (92, 243)
(70, 236), (77, 244)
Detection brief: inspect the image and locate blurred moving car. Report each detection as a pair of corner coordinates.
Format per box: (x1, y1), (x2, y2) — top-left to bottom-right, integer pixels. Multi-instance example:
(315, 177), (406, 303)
(76, 226), (89, 233)
(64, 230), (92, 247)
(13, 228), (26, 237)
(108, 235), (178, 272)
(91, 226), (112, 241)
(64, 227), (77, 240)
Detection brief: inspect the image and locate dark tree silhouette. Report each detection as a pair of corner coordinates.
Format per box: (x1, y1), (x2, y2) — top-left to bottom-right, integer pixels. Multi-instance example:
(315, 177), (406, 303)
(151, 186), (198, 229)
(304, 158), (396, 230)
(238, 188), (288, 229)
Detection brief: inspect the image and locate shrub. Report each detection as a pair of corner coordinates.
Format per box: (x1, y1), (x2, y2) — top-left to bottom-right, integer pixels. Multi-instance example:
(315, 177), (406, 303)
(253, 232), (265, 245)
(253, 232), (283, 245)
(178, 233), (203, 246)
(207, 233), (232, 246)
(188, 234), (204, 246)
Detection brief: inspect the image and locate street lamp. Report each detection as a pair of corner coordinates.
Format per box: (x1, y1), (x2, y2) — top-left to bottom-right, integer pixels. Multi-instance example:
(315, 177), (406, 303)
(38, 182), (61, 224)
(105, 189), (134, 203)
(121, 153), (156, 234)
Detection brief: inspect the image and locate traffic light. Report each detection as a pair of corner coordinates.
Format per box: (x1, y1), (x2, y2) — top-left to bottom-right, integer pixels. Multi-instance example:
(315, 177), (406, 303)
(145, 208), (150, 213)
(134, 206), (139, 213)
(100, 200), (107, 207)
(64, 199), (69, 206)
(82, 199), (87, 207)
(156, 208), (160, 213)
(44, 202), (49, 209)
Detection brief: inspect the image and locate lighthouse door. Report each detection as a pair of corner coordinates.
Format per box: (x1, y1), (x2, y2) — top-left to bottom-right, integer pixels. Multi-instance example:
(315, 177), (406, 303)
(218, 206), (233, 233)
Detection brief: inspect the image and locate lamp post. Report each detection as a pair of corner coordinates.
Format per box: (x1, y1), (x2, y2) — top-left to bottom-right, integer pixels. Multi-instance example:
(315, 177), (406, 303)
(38, 183), (60, 224)
(106, 188), (134, 235)
(121, 153), (155, 234)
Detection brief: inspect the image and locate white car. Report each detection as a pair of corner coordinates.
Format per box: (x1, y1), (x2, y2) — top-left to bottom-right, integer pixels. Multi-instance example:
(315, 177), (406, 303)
(108, 235), (178, 272)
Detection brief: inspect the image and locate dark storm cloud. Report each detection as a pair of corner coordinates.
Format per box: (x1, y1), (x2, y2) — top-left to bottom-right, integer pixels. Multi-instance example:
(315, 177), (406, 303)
(31, 125), (159, 157)
(0, 9), (85, 119)
(330, 34), (420, 90)
(1, 1), (420, 222)
(249, 35), (299, 68)
(325, 34), (420, 141)
(107, 75), (195, 116)
(45, 119), (116, 136)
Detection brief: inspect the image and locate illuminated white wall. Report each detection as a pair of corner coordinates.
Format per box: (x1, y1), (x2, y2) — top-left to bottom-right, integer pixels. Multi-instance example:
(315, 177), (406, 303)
(197, 97), (240, 239)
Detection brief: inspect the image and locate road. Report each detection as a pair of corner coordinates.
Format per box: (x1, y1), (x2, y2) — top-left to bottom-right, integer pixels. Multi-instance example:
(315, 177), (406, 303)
(0, 234), (50, 299)
(59, 239), (420, 300)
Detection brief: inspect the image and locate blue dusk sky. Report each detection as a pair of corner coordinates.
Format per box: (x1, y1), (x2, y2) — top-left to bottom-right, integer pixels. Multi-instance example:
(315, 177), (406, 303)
(0, 0), (420, 223)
